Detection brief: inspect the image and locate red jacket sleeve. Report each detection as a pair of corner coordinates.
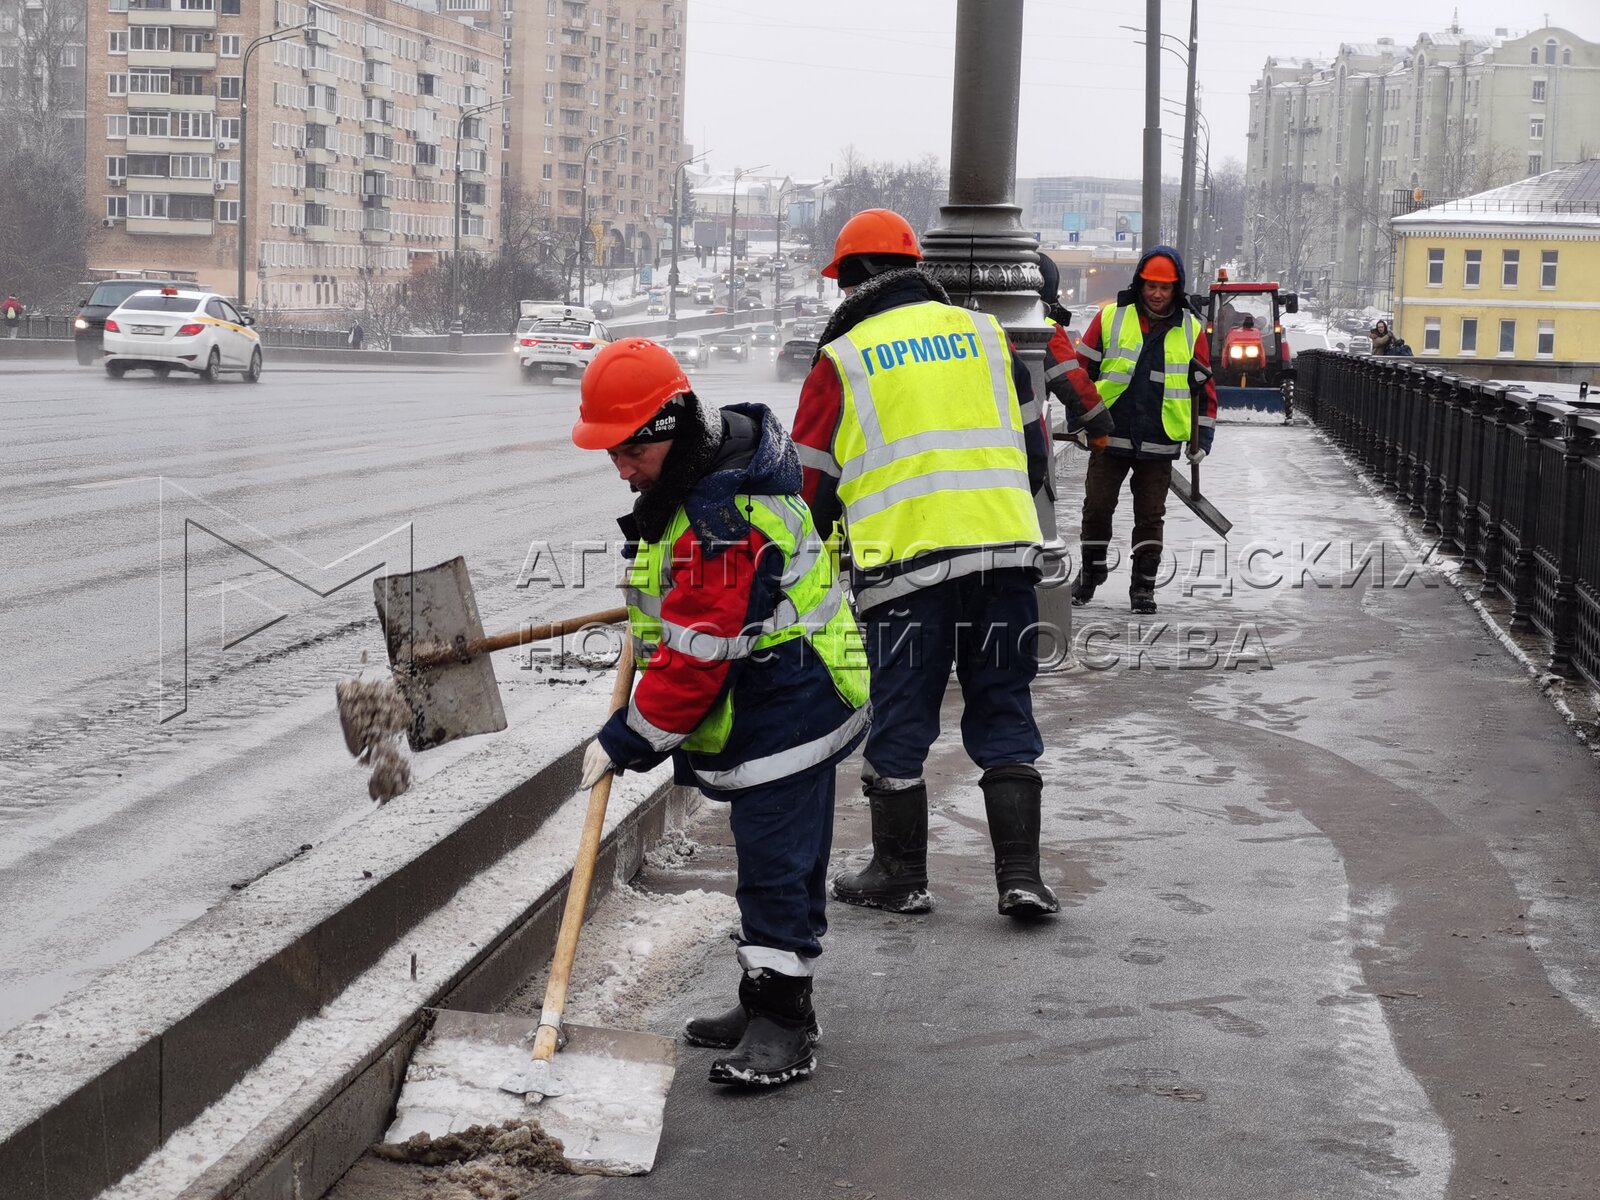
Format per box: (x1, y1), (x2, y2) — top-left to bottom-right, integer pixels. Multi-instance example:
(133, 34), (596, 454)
(1046, 323), (1112, 437)
(598, 525), (774, 767)
(792, 358), (844, 537)
(1191, 328), (1217, 452)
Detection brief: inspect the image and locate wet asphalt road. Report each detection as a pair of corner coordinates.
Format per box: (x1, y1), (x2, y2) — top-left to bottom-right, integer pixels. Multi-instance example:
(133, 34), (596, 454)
(337, 420), (1600, 1200)
(0, 348), (795, 1033)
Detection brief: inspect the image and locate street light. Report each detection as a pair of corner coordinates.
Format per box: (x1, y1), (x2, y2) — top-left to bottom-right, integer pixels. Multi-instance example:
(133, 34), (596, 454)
(771, 178), (793, 327)
(451, 97), (502, 343)
(578, 132), (627, 305)
(726, 163), (768, 316)
(236, 14), (316, 309)
(667, 148), (711, 330)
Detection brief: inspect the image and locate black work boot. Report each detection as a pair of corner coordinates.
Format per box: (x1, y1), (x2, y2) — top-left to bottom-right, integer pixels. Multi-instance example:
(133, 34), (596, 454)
(708, 968), (818, 1087)
(980, 765), (1060, 918)
(684, 994), (820, 1049)
(1071, 546), (1108, 607)
(1129, 549), (1161, 615)
(830, 783), (932, 913)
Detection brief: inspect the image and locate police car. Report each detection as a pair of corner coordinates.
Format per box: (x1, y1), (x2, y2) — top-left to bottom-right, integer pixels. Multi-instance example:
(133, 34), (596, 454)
(102, 287), (263, 382)
(517, 317), (612, 379)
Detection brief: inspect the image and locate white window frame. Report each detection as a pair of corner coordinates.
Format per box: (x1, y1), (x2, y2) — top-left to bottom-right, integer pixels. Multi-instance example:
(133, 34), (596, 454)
(106, 195), (128, 218)
(221, 34), (241, 57)
(107, 30), (128, 55)
(1426, 248), (1444, 286)
(1422, 318), (1441, 354)
(1498, 319), (1516, 357)
(1536, 320), (1555, 359)
(108, 73), (128, 96)
(1501, 250), (1520, 288)
(1462, 249), (1481, 288)
(1459, 318), (1477, 356)
(1541, 250), (1558, 289)
(107, 113), (129, 140)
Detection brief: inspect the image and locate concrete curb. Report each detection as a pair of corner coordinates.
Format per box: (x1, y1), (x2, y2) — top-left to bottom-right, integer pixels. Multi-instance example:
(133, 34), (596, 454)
(0, 709), (696, 1200)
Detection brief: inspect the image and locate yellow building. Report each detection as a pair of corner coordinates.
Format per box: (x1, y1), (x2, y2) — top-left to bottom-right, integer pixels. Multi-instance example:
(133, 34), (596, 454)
(1393, 158), (1600, 362)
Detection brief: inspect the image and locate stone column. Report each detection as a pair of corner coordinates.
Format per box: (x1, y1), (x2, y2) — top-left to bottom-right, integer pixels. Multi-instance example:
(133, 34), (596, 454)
(920, 0), (1072, 664)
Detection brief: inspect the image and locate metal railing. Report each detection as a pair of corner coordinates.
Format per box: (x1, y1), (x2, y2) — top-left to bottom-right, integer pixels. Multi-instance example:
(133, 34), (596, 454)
(255, 325), (358, 349)
(2, 315), (76, 341)
(1298, 350), (1600, 686)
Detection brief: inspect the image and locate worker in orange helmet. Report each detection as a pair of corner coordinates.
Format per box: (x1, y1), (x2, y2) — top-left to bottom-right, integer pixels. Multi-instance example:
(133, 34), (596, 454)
(571, 338), (869, 1089)
(1065, 245), (1217, 614)
(791, 208), (1060, 921)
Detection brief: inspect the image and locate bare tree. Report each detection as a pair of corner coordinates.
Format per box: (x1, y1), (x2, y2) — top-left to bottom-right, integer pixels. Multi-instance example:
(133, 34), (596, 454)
(1252, 178), (1329, 291)
(814, 147), (948, 256)
(0, 0), (86, 308)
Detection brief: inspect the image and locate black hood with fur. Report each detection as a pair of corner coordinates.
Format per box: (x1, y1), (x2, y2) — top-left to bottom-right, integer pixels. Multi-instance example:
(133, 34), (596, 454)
(812, 267), (952, 361)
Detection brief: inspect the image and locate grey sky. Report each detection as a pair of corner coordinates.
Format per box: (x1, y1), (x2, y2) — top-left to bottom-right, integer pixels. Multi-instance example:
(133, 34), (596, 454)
(683, 0), (1600, 183)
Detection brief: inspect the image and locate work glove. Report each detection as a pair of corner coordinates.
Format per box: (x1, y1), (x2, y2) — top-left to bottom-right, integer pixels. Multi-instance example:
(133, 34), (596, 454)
(1070, 429), (1109, 454)
(580, 739), (616, 790)
(1186, 447), (1208, 466)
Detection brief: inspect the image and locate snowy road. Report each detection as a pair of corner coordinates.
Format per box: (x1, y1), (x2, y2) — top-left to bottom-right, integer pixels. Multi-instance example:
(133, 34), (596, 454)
(0, 352), (804, 1034)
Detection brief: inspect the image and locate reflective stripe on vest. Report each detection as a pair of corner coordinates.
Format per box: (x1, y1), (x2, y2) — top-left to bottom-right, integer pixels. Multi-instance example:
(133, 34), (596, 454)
(822, 301), (1041, 574)
(624, 492), (869, 760)
(1093, 303), (1200, 444)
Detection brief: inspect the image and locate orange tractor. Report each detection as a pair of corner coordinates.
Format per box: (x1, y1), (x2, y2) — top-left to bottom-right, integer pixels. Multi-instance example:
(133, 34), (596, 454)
(1202, 269), (1298, 421)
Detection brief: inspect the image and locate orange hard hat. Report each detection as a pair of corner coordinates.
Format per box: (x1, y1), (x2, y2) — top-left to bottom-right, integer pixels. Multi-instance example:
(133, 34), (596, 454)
(1140, 254), (1180, 283)
(821, 208), (922, 279)
(572, 338), (690, 450)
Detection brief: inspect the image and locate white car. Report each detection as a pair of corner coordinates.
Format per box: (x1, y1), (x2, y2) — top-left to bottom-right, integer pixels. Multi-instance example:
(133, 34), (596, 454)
(102, 288), (262, 382)
(517, 317), (611, 379)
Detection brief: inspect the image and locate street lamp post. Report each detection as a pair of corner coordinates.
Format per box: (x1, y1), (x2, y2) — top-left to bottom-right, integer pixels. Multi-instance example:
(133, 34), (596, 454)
(578, 132), (626, 306)
(726, 163), (768, 318)
(667, 149), (710, 332)
(771, 179), (792, 326)
(451, 98), (501, 349)
(236, 17), (315, 308)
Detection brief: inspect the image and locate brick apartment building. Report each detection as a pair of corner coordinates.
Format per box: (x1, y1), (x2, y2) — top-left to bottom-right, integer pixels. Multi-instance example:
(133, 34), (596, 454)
(85, 0), (500, 313)
(500, 0), (685, 266)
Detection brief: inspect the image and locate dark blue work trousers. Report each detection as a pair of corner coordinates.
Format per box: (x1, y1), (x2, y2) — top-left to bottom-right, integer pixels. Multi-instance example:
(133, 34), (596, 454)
(726, 762), (836, 958)
(861, 568), (1043, 783)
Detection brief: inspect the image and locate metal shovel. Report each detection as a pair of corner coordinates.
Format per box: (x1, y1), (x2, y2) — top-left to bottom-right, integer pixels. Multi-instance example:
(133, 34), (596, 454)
(347, 555), (626, 751)
(1168, 389), (1234, 539)
(382, 642), (678, 1175)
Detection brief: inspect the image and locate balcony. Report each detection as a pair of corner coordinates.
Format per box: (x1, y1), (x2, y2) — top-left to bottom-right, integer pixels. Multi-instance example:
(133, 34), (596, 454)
(303, 64), (339, 89)
(127, 134), (213, 155)
(127, 175), (215, 196)
(305, 224), (337, 242)
(128, 50), (217, 71)
(129, 7), (216, 28)
(127, 215), (213, 236)
(165, 92), (216, 113)
(361, 227), (391, 243)
(362, 79), (393, 101)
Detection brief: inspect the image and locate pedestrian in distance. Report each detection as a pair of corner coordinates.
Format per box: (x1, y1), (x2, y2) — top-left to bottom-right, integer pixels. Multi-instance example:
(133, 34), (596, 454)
(347, 321), (365, 350)
(791, 208), (1060, 921)
(1370, 319), (1395, 356)
(571, 338), (870, 1088)
(1066, 246), (1217, 615)
(2, 295), (22, 338)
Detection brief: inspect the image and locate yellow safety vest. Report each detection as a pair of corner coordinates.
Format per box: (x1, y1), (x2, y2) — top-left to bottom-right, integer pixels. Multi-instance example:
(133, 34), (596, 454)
(821, 301), (1042, 578)
(624, 492), (868, 764)
(1095, 302), (1201, 443)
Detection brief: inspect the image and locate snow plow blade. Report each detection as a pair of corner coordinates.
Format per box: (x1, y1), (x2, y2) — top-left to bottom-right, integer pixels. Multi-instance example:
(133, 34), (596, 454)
(1215, 384), (1289, 421)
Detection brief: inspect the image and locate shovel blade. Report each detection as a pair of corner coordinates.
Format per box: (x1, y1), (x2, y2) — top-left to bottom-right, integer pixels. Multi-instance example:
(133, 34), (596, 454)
(374, 557), (507, 750)
(1168, 466), (1234, 539)
(384, 1009), (677, 1176)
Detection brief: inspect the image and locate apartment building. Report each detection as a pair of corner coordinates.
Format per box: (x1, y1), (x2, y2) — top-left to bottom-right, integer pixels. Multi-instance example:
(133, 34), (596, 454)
(85, 0), (501, 312)
(501, 0), (684, 266)
(1392, 159), (1600, 364)
(1244, 24), (1600, 308)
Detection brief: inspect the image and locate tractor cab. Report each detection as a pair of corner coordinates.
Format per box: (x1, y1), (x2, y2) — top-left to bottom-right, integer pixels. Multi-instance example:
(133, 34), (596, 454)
(1200, 269), (1299, 421)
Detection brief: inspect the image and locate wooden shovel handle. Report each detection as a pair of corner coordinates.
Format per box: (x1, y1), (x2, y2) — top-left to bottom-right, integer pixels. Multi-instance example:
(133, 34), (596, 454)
(411, 607), (628, 668)
(530, 636), (637, 1063)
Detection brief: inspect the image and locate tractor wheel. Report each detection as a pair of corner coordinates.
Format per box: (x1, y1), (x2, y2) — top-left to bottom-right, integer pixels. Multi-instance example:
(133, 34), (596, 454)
(1281, 379), (1295, 424)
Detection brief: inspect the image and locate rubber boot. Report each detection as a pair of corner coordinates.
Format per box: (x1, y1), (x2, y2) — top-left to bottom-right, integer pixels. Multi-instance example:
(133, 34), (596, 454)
(684, 980), (820, 1049)
(980, 765), (1060, 918)
(1129, 549), (1161, 615)
(1071, 545), (1108, 607)
(830, 783), (932, 913)
(708, 967), (818, 1087)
